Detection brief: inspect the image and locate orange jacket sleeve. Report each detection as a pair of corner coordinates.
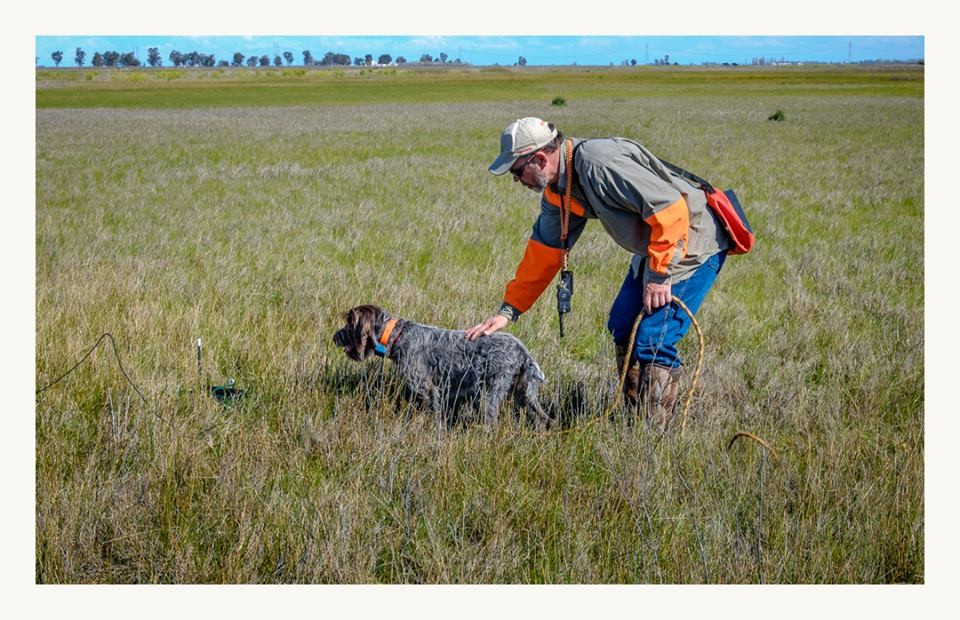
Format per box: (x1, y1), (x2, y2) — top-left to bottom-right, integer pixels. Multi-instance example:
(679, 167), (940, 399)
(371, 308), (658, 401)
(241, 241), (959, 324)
(503, 238), (565, 313)
(643, 197), (689, 279)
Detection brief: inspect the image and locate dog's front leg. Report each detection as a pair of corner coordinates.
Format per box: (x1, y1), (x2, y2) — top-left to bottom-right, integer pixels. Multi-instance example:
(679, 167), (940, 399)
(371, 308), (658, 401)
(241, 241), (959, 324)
(409, 381), (442, 415)
(409, 376), (444, 418)
(428, 384), (444, 417)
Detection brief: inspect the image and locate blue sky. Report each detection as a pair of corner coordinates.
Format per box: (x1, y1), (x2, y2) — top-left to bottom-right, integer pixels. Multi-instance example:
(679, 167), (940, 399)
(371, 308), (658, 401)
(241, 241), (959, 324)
(34, 35), (924, 68)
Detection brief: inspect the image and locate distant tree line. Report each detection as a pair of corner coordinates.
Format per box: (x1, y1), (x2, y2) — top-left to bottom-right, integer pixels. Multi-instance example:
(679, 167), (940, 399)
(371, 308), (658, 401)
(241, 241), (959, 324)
(47, 47), (923, 70)
(50, 47), (466, 68)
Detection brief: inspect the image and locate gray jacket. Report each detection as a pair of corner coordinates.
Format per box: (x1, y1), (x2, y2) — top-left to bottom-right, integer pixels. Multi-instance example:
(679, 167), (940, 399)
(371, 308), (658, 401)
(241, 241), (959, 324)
(500, 137), (730, 318)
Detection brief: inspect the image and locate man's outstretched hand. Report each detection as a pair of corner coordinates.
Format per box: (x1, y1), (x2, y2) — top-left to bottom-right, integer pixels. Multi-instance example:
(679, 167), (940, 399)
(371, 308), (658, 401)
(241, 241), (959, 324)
(464, 314), (509, 341)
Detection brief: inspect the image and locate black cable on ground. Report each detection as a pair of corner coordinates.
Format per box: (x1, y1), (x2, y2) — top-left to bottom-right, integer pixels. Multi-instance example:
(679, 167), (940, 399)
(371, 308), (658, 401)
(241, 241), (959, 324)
(36, 332), (167, 423)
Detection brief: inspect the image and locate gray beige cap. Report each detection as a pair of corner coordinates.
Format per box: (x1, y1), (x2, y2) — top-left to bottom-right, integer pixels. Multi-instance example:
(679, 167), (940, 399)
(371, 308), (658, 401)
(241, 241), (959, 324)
(488, 117), (558, 175)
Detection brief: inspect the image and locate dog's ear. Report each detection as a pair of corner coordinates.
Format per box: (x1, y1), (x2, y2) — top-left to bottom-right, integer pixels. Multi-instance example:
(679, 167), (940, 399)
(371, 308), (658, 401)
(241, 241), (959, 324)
(349, 305), (385, 359)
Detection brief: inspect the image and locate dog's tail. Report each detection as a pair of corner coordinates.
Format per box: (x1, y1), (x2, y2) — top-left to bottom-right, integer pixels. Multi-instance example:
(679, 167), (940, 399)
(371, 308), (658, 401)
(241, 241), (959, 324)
(526, 358), (546, 383)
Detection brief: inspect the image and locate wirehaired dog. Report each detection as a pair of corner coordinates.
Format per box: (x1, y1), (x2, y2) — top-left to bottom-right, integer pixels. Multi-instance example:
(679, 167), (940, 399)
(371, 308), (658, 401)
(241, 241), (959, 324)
(333, 304), (552, 429)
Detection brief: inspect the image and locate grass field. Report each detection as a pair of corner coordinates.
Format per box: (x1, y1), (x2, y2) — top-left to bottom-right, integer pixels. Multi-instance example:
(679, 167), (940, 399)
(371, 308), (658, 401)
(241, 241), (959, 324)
(35, 64), (923, 583)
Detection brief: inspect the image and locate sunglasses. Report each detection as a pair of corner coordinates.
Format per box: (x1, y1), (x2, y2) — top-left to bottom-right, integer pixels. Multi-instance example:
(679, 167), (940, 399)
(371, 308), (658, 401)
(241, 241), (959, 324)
(510, 153), (537, 179)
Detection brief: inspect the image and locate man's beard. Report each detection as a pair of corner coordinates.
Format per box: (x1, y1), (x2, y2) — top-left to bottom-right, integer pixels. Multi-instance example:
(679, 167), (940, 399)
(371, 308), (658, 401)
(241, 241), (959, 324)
(527, 166), (549, 192)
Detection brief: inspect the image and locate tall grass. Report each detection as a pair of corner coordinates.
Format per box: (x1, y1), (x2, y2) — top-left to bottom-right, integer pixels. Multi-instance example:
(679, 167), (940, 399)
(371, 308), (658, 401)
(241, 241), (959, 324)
(35, 67), (923, 583)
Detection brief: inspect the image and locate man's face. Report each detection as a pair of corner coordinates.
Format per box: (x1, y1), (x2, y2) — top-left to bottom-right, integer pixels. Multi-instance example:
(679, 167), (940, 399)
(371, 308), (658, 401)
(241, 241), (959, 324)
(511, 152), (548, 193)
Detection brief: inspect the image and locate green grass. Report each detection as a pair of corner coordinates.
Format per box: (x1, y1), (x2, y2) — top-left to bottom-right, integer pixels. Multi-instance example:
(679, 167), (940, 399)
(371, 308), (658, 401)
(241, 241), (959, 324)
(36, 64), (923, 109)
(35, 66), (923, 583)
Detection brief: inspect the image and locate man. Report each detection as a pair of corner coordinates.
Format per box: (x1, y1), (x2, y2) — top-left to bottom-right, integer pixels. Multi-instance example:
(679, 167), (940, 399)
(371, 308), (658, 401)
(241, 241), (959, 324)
(464, 117), (731, 427)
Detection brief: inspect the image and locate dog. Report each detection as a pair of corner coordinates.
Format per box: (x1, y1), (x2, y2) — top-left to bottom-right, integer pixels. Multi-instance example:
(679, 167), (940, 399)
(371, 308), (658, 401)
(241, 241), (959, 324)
(333, 304), (552, 429)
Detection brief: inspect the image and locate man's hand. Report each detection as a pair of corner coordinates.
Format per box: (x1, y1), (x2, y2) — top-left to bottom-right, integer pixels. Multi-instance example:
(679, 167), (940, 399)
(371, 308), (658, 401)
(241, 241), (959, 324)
(644, 282), (672, 315)
(464, 314), (509, 341)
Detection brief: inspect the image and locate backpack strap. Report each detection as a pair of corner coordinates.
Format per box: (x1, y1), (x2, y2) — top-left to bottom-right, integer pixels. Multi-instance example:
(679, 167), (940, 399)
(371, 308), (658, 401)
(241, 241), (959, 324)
(659, 158), (755, 255)
(658, 157), (715, 193)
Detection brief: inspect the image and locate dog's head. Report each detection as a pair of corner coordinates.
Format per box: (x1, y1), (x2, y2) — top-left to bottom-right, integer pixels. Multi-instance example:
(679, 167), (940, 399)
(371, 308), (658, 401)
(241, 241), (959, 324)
(333, 304), (389, 362)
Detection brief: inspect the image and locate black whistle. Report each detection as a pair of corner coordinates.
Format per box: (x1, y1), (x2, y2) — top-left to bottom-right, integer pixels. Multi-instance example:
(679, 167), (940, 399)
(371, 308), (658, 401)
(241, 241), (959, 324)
(557, 270), (573, 337)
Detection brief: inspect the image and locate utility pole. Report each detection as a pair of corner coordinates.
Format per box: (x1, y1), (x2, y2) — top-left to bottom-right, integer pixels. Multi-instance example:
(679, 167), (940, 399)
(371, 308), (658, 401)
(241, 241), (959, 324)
(848, 41), (852, 64)
(645, 43), (649, 64)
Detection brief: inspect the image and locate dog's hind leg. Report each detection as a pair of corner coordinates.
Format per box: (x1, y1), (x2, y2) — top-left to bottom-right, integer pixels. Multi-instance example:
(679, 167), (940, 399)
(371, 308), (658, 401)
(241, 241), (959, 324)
(527, 391), (554, 430)
(482, 375), (513, 429)
(482, 394), (503, 428)
(514, 374), (553, 430)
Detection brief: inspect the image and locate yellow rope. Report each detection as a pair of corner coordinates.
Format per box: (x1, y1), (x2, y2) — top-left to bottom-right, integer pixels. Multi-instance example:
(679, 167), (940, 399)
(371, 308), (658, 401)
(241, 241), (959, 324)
(601, 296), (704, 434)
(726, 431), (778, 459)
(505, 299), (775, 456)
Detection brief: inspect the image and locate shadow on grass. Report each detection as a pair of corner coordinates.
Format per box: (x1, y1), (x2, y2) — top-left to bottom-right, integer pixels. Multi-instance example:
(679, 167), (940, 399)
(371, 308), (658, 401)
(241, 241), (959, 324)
(315, 357), (636, 434)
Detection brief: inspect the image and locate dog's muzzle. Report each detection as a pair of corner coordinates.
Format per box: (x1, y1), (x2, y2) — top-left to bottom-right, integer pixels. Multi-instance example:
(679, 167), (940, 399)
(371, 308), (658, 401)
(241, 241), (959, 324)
(333, 328), (349, 348)
(334, 327), (362, 359)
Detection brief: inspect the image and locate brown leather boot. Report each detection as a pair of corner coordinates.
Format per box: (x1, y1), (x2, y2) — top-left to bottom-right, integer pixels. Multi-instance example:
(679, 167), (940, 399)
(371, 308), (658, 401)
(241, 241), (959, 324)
(643, 364), (684, 430)
(615, 344), (641, 407)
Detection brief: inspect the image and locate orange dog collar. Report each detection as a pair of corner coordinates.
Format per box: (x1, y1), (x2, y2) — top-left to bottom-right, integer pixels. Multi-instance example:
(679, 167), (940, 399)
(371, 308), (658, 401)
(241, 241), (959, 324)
(374, 318), (398, 357)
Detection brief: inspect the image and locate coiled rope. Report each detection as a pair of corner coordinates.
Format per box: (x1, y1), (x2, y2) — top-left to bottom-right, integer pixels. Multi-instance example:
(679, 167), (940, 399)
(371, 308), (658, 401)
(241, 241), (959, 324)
(601, 296), (703, 434)
(601, 300), (772, 452)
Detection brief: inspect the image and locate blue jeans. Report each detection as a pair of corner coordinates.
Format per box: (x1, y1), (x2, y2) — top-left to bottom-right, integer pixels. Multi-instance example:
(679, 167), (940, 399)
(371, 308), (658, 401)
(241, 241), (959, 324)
(607, 252), (726, 369)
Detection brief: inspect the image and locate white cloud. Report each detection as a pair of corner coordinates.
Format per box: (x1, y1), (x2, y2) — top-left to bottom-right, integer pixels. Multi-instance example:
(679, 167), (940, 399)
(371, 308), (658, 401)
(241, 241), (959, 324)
(409, 35), (449, 49)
